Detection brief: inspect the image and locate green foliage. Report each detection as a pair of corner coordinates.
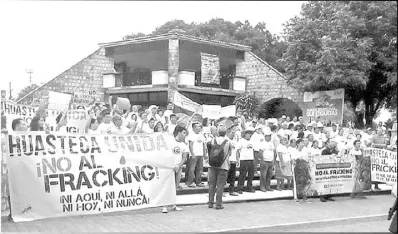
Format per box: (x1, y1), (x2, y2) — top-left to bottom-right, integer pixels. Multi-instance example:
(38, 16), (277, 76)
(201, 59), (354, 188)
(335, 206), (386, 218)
(234, 93), (259, 117)
(17, 84), (39, 101)
(280, 1), (397, 126)
(123, 19), (287, 73)
(258, 98), (302, 119)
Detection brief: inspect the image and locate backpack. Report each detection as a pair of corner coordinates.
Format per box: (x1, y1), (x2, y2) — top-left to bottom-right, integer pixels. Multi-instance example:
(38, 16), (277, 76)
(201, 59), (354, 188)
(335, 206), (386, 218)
(208, 139), (228, 167)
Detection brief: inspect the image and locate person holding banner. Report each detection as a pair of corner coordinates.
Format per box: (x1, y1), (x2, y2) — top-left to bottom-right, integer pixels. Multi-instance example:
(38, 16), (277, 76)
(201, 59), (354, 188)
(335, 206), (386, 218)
(320, 140), (339, 202)
(350, 140), (367, 199)
(371, 128), (387, 191)
(162, 126), (189, 213)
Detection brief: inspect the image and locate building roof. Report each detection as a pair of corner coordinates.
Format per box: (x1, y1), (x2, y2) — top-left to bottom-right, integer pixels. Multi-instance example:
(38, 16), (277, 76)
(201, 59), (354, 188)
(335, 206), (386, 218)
(99, 32), (252, 52)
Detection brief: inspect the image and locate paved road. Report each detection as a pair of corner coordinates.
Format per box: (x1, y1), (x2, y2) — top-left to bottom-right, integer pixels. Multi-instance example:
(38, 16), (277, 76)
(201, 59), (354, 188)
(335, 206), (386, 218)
(1, 194), (395, 232)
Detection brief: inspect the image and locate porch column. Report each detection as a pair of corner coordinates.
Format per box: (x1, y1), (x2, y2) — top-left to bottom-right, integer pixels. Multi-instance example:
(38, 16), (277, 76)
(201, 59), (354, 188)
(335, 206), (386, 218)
(168, 38), (179, 102)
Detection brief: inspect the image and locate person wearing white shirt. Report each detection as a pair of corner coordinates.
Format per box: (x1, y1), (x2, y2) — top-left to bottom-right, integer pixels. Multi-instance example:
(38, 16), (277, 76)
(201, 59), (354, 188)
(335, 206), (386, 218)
(293, 139), (311, 203)
(278, 123), (290, 140)
(335, 129), (348, 154)
(303, 124), (311, 138)
(330, 124), (339, 138)
(349, 140), (367, 199)
(110, 115), (134, 134)
(251, 127), (265, 176)
(313, 126), (325, 149)
(276, 137), (289, 191)
(259, 130), (275, 192)
(162, 126), (189, 213)
(163, 102), (174, 124)
(186, 122), (206, 187)
(165, 114), (178, 135)
(146, 105), (161, 122)
(141, 118), (155, 134)
(236, 128), (256, 194)
(96, 114), (114, 134)
(226, 129), (239, 196)
(308, 140), (322, 157)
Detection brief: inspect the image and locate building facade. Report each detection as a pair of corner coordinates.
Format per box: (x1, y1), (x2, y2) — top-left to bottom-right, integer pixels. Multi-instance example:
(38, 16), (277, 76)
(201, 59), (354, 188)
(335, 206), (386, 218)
(18, 30), (303, 112)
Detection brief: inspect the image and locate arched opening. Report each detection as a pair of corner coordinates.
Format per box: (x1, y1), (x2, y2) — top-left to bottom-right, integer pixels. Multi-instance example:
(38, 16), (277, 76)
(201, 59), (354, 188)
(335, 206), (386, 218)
(258, 98), (302, 119)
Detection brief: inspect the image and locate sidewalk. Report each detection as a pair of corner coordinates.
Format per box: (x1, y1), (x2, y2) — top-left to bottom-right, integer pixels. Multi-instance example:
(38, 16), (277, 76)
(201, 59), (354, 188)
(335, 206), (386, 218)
(1, 194), (394, 233)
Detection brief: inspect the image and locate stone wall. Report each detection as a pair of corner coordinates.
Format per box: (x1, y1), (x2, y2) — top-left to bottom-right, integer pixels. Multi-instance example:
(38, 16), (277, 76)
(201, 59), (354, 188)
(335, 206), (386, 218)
(236, 51), (303, 105)
(18, 48), (115, 105)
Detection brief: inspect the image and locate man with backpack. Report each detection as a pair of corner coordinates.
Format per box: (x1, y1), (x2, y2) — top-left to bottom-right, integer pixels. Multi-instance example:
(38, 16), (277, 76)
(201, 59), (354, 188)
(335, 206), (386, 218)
(207, 125), (232, 210)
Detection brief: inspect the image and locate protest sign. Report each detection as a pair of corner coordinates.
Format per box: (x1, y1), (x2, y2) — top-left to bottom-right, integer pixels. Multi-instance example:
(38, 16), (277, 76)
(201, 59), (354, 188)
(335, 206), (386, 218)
(6, 132), (177, 222)
(72, 90), (99, 107)
(48, 91), (72, 111)
(46, 109), (88, 133)
(220, 105), (236, 118)
(364, 148), (397, 184)
(202, 105), (221, 119)
(294, 155), (360, 196)
(201, 52), (220, 84)
(1, 100), (36, 132)
(301, 89), (344, 124)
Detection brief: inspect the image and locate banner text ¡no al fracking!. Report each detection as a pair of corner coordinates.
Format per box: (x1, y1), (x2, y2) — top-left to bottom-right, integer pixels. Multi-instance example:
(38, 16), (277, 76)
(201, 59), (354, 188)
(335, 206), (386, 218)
(6, 133), (177, 222)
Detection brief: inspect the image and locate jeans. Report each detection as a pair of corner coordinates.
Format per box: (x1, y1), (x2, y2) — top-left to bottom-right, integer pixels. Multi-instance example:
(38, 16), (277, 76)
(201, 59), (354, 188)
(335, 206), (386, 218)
(227, 162), (237, 193)
(187, 156), (204, 185)
(260, 161), (273, 189)
(254, 151), (260, 171)
(208, 167), (228, 208)
(351, 180), (365, 198)
(237, 160), (255, 191)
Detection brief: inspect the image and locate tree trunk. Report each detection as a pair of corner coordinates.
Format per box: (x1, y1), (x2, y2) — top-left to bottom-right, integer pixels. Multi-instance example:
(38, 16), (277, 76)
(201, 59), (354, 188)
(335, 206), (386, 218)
(354, 111), (365, 129)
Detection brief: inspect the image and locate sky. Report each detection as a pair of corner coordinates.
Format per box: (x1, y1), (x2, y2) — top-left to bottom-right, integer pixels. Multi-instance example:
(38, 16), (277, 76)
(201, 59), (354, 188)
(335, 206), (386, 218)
(0, 1), (306, 97)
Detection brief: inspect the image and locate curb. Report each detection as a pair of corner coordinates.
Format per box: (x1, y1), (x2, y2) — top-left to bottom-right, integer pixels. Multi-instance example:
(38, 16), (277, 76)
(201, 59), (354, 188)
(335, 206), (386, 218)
(177, 189), (392, 207)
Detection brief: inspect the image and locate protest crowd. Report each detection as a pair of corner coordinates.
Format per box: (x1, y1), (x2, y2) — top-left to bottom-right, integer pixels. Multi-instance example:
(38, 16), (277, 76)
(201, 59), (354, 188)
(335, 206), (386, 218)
(1, 96), (397, 221)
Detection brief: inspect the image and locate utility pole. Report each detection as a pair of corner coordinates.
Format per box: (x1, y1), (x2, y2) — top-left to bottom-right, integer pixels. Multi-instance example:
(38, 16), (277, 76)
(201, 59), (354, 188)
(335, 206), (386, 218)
(9, 81), (12, 100)
(26, 68), (34, 84)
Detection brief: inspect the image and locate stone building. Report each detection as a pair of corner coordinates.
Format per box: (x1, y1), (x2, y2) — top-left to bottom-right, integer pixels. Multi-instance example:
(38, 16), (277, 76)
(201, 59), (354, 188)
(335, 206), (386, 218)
(18, 30), (303, 115)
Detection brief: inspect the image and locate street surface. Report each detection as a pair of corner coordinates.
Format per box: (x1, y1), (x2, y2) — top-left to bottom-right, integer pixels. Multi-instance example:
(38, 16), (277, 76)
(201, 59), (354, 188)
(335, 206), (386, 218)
(1, 194), (394, 233)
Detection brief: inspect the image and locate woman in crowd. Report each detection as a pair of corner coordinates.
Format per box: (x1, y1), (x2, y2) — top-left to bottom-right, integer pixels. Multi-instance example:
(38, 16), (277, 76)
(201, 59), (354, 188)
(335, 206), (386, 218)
(29, 115), (46, 131)
(284, 139), (296, 190)
(293, 139), (311, 203)
(309, 140), (321, 157)
(154, 121), (165, 133)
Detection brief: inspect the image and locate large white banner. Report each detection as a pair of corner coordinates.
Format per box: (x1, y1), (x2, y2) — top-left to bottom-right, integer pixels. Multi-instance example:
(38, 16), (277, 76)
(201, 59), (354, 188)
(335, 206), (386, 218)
(202, 105), (221, 119)
(6, 132), (177, 222)
(173, 91), (203, 114)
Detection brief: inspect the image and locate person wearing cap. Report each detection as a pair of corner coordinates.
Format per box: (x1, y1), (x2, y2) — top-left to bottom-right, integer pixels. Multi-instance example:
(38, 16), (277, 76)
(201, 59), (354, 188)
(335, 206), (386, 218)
(278, 122), (290, 140)
(313, 123), (325, 149)
(303, 124), (313, 138)
(259, 129), (275, 192)
(207, 125), (232, 209)
(147, 105), (161, 122)
(275, 137), (289, 191)
(251, 126), (265, 177)
(186, 122), (206, 188)
(236, 127), (256, 193)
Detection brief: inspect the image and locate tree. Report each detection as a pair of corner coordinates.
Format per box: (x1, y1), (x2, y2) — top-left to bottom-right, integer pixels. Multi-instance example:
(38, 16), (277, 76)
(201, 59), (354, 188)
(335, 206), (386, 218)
(17, 84), (39, 101)
(123, 19), (287, 73)
(234, 93), (259, 118)
(280, 1), (397, 127)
